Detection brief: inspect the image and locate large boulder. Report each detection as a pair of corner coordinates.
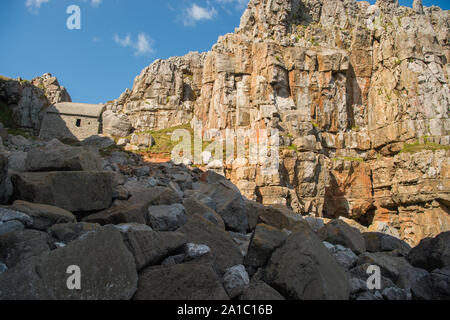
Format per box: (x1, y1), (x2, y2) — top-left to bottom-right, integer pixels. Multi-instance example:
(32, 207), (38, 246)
(48, 222), (101, 243)
(317, 219), (366, 254)
(363, 232), (411, 256)
(118, 227), (186, 271)
(0, 229), (51, 268)
(83, 202), (149, 225)
(11, 171), (113, 213)
(183, 197), (225, 230)
(357, 252), (414, 283)
(254, 204), (304, 232)
(25, 144), (103, 172)
(102, 110), (132, 137)
(265, 221), (350, 300)
(244, 224), (289, 274)
(178, 214), (243, 275)
(11, 200), (76, 230)
(0, 226), (137, 300)
(147, 204), (187, 232)
(134, 261), (229, 300)
(430, 268), (450, 300)
(407, 232), (450, 272)
(194, 180), (248, 233)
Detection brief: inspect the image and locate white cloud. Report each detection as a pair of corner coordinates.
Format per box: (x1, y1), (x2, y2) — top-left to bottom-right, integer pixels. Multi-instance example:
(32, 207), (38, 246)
(90, 0), (102, 7)
(114, 33), (154, 56)
(25, 0), (50, 13)
(184, 3), (218, 26)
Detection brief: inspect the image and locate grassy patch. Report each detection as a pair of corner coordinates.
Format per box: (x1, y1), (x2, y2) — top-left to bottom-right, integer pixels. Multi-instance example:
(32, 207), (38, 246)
(0, 75), (11, 81)
(400, 140), (450, 154)
(332, 156), (365, 163)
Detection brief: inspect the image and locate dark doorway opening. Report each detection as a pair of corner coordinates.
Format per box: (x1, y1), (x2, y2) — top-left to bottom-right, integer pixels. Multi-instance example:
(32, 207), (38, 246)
(76, 119), (81, 127)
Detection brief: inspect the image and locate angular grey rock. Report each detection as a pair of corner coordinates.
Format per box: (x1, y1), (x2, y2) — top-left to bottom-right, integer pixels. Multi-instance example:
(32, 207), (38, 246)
(185, 243), (211, 261)
(0, 229), (51, 268)
(223, 265), (250, 299)
(11, 200), (76, 230)
(0, 226), (138, 300)
(48, 222), (101, 243)
(0, 207), (33, 226)
(349, 278), (368, 296)
(161, 254), (186, 267)
(244, 224), (288, 274)
(364, 232), (411, 256)
(114, 223), (152, 233)
(183, 197), (226, 230)
(265, 220), (350, 300)
(133, 166), (150, 177)
(348, 263), (396, 291)
(382, 287), (409, 300)
(357, 252), (414, 282)
(102, 110), (132, 137)
(254, 204), (304, 232)
(134, 262), (229, 300)
(396, 267), (433, 300)
(178, 214), (243, 275)
(240, 281), (285, 300)
(229, 231), (252, 257)
(7, 151), (27, 172)
(148, 203), (187, 231)
(25, 144), (103, 172)
(119, 228), (186, 271)
(194, 180), (248, 233)
(333, 248), (358, 270)
(407, 232), (450, 272)
(318, 219), (366, 254)
(430, 268), (450, 300)
(80, 135), (115, 150)
(83, 202), (149, 225)
(0, 220), (24, 236)
(11, 171), (113, 213)
(130, 133), (155, 148)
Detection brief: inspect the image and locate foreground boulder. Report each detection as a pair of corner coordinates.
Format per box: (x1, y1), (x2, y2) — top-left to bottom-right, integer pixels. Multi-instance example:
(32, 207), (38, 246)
(364, 232), (411, 256)
(240, 281), (285, 300)
(11, 171), (113, 213)
(11, 200), (76, 230)
(178, 214), (243, 274)
(0, 226), (137, 300)
(118, 228), (186, 271)
(318, 219), (366, 254)
(407, 232), (450, 272)
(134, 261), (229, 300)
(265, 221), (349, 300)
(24, 144), (103, 172)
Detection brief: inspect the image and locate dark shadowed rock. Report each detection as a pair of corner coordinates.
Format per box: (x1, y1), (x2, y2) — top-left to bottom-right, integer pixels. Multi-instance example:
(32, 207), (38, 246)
(124, 186), (182, 206)
(11, 200), (76, 230)
(407, 232), (450, 272)
(25, 144), (103, 172)
(0, 229), (51, 268)
(11, 171), (113, 213)
(0, 220), (24, 236)
(240, 281), (285, 300)
(194, 180), (248, 233)
(430, 268), (450, 300)
(318, 219), (366, 254)
(134, 261), (229, 300)
(265, 221), (350, 300)
(118, 228), (186, 271)
(178, 214), (243, 275)
(147, 204), (187, 231)
(396, 267), (433, 300)
(244, 224), (288, 274)
(357, 252), (414, 282)
(83, 202), (148, 225)
(183, 197), (225, 230)
(257, 204), (304, 232)
(48, 222), (101, 243)
(0, 226), (137, 300)
(364, 232), (411, 256)
(0, 153), (12, 204)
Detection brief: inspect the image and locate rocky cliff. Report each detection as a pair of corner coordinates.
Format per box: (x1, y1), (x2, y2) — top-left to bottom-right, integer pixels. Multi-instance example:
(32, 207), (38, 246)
(105, 0), (449, 246)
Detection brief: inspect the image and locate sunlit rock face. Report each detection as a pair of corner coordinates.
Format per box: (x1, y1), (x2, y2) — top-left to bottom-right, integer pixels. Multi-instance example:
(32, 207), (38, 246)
(110, 0), (449, 246)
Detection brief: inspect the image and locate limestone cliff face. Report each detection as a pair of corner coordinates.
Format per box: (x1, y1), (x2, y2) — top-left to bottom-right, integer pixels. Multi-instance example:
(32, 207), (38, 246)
(0, 73), (71, 133)
(110, 0), (449, 246)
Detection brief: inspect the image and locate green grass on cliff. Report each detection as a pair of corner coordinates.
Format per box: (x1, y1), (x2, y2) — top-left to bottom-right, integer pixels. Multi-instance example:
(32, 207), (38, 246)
(332, 156), (365, 163)
(400, 140), (450, 154)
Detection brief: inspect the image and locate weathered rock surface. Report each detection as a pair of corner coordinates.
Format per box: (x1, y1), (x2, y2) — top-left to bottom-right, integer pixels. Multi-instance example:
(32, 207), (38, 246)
(178, 214), (243, 274)
(407, 232), (450, 272)
(318, 219), (366, 254)
(240, 281), (285, 300)
(0, 226), (137, 300)
(11, 171), (113, 213)
(11, 200), (76, 230)
(134, 261), (229, 300)
(265, 221), (349, 300)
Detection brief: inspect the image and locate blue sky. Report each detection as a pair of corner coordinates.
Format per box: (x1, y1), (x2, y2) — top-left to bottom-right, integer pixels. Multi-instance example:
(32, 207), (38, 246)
(0, 0), (448, 104)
